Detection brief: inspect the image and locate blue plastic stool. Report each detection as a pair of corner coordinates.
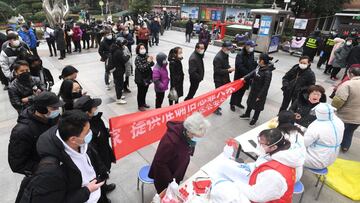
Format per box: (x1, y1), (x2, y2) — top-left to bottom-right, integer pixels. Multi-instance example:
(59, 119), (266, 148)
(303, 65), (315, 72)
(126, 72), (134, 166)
(306, 167), (328, 200)
(137, 165), (154, 203)
(293, 181), (305, 203)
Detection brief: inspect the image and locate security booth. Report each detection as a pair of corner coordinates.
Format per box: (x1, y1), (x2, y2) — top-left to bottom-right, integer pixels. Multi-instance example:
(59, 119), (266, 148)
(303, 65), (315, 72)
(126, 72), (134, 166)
(250, 9), (293, 53)
(211, 21), (227, 40)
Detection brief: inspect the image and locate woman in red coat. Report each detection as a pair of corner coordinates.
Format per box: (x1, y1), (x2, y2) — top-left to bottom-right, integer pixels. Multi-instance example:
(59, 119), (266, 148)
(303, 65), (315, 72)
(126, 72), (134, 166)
(72, 24), (83, 52)
(149, 112), (210, 193)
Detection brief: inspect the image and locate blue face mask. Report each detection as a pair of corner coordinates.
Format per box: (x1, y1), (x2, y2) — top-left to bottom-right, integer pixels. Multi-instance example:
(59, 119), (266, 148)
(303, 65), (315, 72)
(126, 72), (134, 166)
(191, 136), (203, 143)
(45, 109), (60, 119)
(78, 130), (93, 147)
(93, 109), (99, 117)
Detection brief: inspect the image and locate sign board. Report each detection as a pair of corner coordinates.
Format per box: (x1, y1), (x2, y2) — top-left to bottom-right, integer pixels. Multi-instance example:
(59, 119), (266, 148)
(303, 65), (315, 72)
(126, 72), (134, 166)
(293, 18), (308, 30)
(225, 8), (253, 26)
(181, 6), (199, 19)
(269, 35), (280, 52)
(259, 15), (272, 36)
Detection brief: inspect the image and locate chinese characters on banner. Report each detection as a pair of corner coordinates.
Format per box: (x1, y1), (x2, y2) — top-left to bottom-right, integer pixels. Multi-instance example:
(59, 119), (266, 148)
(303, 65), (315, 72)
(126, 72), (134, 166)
(109, 79), (245, 160)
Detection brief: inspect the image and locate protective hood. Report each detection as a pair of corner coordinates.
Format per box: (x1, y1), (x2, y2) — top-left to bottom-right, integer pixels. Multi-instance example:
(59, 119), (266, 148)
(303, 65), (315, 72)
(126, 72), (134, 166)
(313, 103), (336, 121)
(210, 180), (244, 203)
(271, 143), (305, 169)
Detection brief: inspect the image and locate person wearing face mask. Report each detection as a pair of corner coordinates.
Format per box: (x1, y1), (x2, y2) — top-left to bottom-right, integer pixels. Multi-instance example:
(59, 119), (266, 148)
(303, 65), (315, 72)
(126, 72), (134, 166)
(99, 31), (115, 90)
(0, 33), (31, 84)
(54, 23), (66, 60)
(230, 40), (257, 112)
(198, 25), (211, 51)
(279, 55), (316, 112)
(72, 24), (83, 52)
(240, 54), (274, 125)
(8, 91), (64, 203)
(303, 103), (344, 169)
(184, 43), (205, 101)
(302, 30), (321, 62)
(235, 129), (298, 203)
(213, 41), (236, 116)
(18, 24), (38, 57)
(73, 96), (116, 201)
(137, 22), (150, 53)
(118, 27), (135, 54)
(150, 17), (161, 46)
(58, 79), (83, 111)
(153, 52), (170, 108)
(149, 112), (210, 194)
(332, 66), (360, 152)
(168, 47), (184, 105)
(134, 44), (154, 111)
(51, 65), (80, 95)
(290, 85), (326, 128)
(331, 37), (353, 80)
(27, 55), (54, 91)
(8, 60), (46, 114)
(21, 110), (108, 203)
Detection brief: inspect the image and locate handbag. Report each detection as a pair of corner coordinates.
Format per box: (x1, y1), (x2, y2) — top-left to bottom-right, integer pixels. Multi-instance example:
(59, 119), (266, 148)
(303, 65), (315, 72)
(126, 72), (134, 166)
(168, 87), (178, 101)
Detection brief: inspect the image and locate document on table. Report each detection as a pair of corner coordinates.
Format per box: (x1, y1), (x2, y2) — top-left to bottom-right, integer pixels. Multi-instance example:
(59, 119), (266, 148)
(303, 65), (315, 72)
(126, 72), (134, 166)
(201, 154), (250, 184)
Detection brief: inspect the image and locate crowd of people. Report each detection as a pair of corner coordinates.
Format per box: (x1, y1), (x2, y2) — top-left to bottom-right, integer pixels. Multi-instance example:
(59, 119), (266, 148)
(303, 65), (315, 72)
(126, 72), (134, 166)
(1, 15), (360, 202)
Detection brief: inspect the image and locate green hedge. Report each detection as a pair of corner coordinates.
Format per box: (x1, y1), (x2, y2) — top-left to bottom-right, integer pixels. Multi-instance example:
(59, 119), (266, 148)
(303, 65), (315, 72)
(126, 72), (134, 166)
(32, 2), (42, 9)
(16, 4), (32, 13)
(0, 1), (15, 22)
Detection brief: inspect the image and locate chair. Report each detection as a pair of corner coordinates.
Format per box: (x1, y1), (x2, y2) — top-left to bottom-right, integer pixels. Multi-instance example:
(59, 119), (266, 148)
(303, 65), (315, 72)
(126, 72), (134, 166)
(137, 165), (154, 203)
(293, 181), (305, 203)
(306, 167), (328, 200)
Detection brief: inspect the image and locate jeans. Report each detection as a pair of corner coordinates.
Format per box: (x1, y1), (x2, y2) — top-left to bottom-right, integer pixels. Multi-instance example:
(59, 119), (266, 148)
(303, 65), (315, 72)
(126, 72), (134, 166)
(341, 123), (359, 149)
(104, 61), (110, 85)
(113, 70), (124, 100)
(151, 33), (159, 45)
(46, 38), (57, 56)
(137, 84), (149, 107)
(155, 92), (165, 108)
(184, 80), (200, 101)
(244, 107), (261, 121)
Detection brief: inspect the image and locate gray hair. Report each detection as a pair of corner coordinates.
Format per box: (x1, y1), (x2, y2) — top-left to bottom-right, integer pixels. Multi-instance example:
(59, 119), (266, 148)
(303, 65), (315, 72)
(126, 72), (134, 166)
(183, 112), (210, 136)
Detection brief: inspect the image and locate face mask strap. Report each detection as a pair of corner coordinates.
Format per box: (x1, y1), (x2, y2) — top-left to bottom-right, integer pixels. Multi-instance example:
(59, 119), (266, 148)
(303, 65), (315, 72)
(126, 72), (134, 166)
(267, 134), (284, 148)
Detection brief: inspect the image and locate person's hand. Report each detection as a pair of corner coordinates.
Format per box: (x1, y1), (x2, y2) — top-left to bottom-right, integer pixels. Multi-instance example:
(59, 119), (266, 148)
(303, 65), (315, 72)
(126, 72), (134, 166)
(228, 67), (235, 73)
(86, 179), (105, 193)
(35, 89), (42, 95)
(294, 113), (302, 120)
(147, 56), (153, 62)
(21, 97), (29, 103)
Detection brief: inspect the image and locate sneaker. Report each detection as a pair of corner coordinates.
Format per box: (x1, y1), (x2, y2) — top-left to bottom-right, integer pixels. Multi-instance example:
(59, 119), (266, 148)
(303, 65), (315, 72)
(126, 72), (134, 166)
(106, 85), (111, 90)
(249, 119), (257, 126)
(116, 99), (127, 104)
(121, 95), (125, 99)
(240, 114), (250, 119)
(138, 107), (146, 111)
(214, 109), (222, 116)
(230, 105), (236, 112)
(144, 104), (150, 108)
(341, 147), (349, 153)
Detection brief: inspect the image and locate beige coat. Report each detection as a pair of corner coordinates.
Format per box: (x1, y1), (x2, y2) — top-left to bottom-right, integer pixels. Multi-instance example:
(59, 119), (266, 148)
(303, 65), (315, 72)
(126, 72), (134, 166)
(334, 76), (360, 124)
(328, 38), (345, 65)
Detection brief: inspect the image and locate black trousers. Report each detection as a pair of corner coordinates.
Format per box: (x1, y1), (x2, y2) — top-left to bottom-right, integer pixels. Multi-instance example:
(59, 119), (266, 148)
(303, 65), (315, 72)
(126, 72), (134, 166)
(60, 50), (66, 58)
(46, 38), (57, 56)
(324, 64), (333, 73)
(124, 76), (130, 89)
(230, 84), (247, 106)
(82, 39), (89, 49)
(331, 67), (341, 78)
(30, 48), (38, 57)
(73, 40), (81, 52)
(137, 84), (149, 108)
(185, 33), (191, 42)
(169, 99), (179, 105)
(0, 68), (9, 86)
(184, 80), (200, 101)
(66, 37), (72, 53)
(113, 71), (124, 100)
(279, 90), (293, 112)
(244, 107), (261, 121)
(155, 92), (165, 108)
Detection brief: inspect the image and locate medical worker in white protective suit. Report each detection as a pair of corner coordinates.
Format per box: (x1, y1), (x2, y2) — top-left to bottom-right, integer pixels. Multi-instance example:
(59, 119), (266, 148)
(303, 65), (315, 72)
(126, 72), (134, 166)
(304, 102), (344, 169)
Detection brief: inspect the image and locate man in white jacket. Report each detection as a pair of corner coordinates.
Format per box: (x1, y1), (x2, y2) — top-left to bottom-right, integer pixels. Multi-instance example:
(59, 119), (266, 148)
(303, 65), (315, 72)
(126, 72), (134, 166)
(304, 102), (344, 169)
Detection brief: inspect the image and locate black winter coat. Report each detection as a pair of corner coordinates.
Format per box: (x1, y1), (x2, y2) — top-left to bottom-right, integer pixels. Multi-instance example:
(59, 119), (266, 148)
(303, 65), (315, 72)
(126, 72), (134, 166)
(188, 51), (204, 82)
(54, 27), (66, 51)
(89, 112), (115, 171)
(282, 65), (316, 101)
(246, 65), (275, 111)
(169, 58), (184, 97)
(346, 45), (360, 66)
(98, 38), (114, 61)
(213, 50), (231, 86)
(234, 49), (257, 90)
(290, 89), (327, 128)
(110, 45), (130, 74)
(21, 126), (108, 203)
(8, 107), (58, 175)
(134, 54), (154, 85)
(8, 76), (46, 114)
(185, 21), (194, 34)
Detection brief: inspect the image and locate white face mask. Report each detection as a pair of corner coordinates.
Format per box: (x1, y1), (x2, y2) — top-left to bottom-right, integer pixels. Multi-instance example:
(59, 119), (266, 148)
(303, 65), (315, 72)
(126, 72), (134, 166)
(178, 54), (183, 59)
(247, 47), (254, 52)
(299, 64), (308, 69)
(12, 40), (20, 47)
(197, 50), (204, 55)
(106, 35), (112, 40)
(124, 31), (129, 35)
(224, 50), (231, 55)
(256, 145), (267, 156)
(346, 41), (352, 46)
(139, 49), (146, 55)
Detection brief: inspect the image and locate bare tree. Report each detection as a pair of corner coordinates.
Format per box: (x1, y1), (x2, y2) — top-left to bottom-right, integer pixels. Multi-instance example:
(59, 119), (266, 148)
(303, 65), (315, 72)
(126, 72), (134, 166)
(43, 0), (70, 27)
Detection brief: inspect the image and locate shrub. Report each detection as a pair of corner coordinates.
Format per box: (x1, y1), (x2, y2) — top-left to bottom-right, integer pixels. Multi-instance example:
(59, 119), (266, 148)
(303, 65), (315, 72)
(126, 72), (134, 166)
(31, 2), (43, 10)
(0, 1), (15, 22)
(16, 4), (32, 14)
(32, 11), (46, 23)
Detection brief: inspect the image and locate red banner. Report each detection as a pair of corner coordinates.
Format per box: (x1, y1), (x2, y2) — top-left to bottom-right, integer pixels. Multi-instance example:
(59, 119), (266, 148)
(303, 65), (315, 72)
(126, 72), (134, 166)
(109, 79), (245, 160)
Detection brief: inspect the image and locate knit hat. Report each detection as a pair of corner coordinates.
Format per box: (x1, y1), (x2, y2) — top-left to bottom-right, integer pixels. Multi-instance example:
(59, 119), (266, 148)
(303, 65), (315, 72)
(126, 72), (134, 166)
(156, 52), (167, 66)
(59, 65), (78, 79)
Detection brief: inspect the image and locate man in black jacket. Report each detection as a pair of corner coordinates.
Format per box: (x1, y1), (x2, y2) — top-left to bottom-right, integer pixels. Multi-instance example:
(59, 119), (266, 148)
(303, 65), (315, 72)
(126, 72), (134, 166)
(230, 40), (257, 111)
(8, 91), (63, 202)
(110, 37), (131, 104)
(279, 55), (315, 112)
(98, 31), (115, 90)
(213, 41), (235, 116)
(185, 18), (194, 43)
(184, 43), (205, 101)
(20, 110), (108, 203)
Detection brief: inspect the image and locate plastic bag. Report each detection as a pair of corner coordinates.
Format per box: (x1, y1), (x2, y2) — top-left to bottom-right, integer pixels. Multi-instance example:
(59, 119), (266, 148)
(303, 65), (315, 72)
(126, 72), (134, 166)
(168, 88), (178, 101)
(325, 158), (360, 200)
(161, 179), (180, 203)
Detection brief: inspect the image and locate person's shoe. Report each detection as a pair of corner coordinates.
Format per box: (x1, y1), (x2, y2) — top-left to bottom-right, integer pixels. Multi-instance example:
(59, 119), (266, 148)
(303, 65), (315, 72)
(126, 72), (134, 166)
(144, 104), (150, 108)
(116, 99), (127, 104)
(249, 119), (257, 126)
(3, 85), (9, 90)
(50, 54), (53, 57)
(214, 109), (222, 116)
(124, 88), (131, 93)
(138, 107), (146, 111)
(230, 105), (236, 112)
(106, 85), (111, 90)
(330, 76), (339, 81)
(121, 95), (125, 99)
(103, 183), (116, 193)
(341, 147), (349, 153)
(237, 104), (245, 109)
(239, 114), (250, 119)
(58, 57), (64, 60)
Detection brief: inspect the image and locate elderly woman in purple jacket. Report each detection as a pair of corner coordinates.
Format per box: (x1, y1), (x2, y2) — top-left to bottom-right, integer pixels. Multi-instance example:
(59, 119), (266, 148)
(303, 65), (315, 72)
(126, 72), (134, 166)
(149, 112), (210, 193)
(152, 52), (170, 108)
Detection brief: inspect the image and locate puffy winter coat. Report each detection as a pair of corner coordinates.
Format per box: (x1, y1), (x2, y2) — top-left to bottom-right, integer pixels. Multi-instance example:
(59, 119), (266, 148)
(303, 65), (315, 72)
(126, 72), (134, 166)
(213, 50), (231, 85)
(152, 64), (169, 92)
(188, 51), (204, 82)
(18, 30), (37, 49)
(328, 38), (345, 65)
(134, 54), (154, 86)
(332, 44), (352, 68)
(169, 58), (184, 97)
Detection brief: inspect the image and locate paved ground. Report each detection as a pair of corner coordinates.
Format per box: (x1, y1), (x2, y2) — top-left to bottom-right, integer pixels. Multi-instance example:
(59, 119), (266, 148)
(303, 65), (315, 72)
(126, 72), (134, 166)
(0, 30), (358, 203)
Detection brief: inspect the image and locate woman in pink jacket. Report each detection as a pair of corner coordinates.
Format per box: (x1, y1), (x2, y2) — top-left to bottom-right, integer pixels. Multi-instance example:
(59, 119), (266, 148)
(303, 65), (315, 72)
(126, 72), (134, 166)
(72, 24), (83, 52)
(324, 38), (345, 74)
